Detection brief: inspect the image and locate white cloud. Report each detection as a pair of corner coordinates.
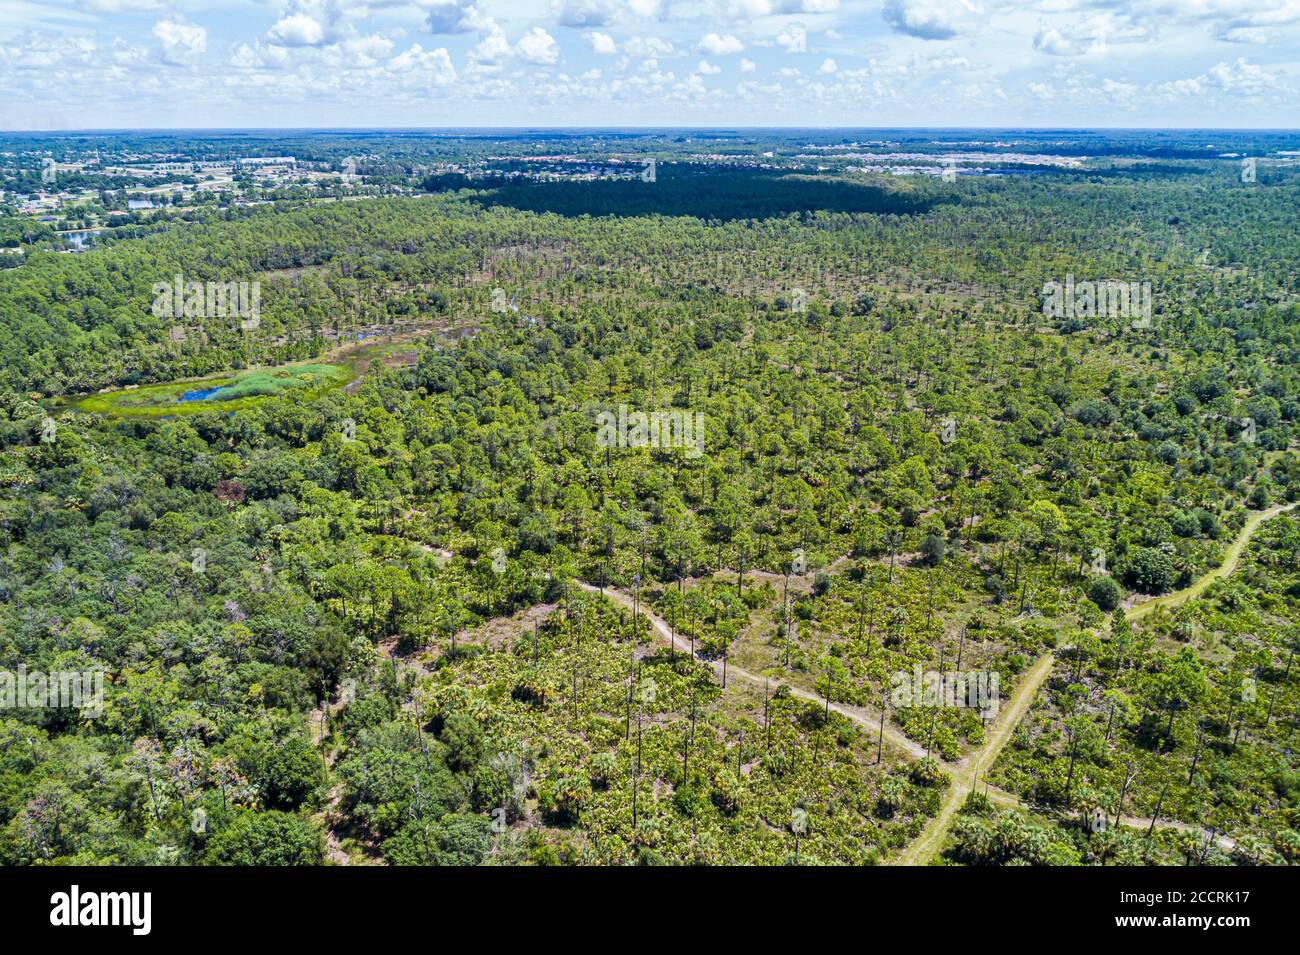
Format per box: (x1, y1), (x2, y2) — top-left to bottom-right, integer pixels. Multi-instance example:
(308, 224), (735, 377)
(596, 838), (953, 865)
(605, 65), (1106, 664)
(268, 13), (327, 47)
(1032, 28), (1072, 56)
(84, 0), (164, 10)
(700, 33), (745, 55)
(335, 34), (395, 67)
(517, 27), (560, 65)
(556, 0), (616, 28)
(727, 0), (839, 14)
(422, 0), (481, 35)
(775, 23), (806, 52)
(152, 17), (206, 63)
(1204, 57), (1272, 94)
(624, 36), (674, 57)
(1158, 58), (1273, 97)
(587, 31), (617, 54)
(1, 35), (98, 70)
(1209, 0), (1300, 43)
(1033, 14), (1153, 57)
(230, 41), (289, 70)
(1101, 78), (1137, 98)
(469, 25), (512, 64)
(4, 0), (1295, 127)
(388, 43), (457, 84)
(881, 0), (965, 41)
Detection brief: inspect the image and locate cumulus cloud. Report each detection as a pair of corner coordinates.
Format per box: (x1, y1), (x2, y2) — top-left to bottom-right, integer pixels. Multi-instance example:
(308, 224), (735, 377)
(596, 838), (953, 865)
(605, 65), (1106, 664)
(775, 23), (806, 52)
(700, 32), (745, 54)
(330, 33), (396, 68)
(388, 43), (457, 84)
(1, 35), (98, 70)
(1208, 0), (1300, 43)
(1194, 57), (1271, 95)
(1032, 28), (1071, 56)
(8, 0), (1295, 126)
(556, 0), (615, 28)
(517, 27), (560, 65)
(1032, 13), (1153, 56)
(624, 36), (674, 57)
(267, 13), (326, 47)
(152, 17), (206, 63)
(1101, 77), (1137, 98)
(420, 0), (482, 35)
(230, 41), (289, 70)
(881, 0), (966, 40)
(587, 31), (617, 54)
(1155, 57), (1276, 99)
(469, 24), (512, 64)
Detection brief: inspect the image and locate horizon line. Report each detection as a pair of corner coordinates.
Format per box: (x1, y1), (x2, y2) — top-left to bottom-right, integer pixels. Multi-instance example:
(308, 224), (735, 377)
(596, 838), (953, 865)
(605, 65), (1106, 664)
(3, 125), (1299, 135)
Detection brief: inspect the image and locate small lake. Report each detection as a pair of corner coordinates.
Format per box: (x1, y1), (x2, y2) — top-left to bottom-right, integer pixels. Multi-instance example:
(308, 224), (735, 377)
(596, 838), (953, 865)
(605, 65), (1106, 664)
(178, 386), (227, 402)
(63, 229), (104, 250)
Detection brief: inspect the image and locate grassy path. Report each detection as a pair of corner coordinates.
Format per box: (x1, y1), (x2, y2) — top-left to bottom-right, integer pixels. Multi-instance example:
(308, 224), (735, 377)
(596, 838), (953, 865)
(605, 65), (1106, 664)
(427, 501), (1296, 865)
(572, 581), (930, 760)
(895, 500), (1298, 865)
(896, 652), (1055, 865)
(578, 577), (1219, 859)
(1126, 501), (1298, 622)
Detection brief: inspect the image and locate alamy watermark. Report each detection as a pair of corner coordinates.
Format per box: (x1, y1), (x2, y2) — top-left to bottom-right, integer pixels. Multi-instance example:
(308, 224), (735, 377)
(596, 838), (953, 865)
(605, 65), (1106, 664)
(1042, 275), (1152, 328)
(50, 885), (150, 935)
(595, 404), (705, 459)
(152, 273), (261, 331)
(940, 417), (956, 444)
(1, 665), (104, 718)
(890, 665), (1000, 718)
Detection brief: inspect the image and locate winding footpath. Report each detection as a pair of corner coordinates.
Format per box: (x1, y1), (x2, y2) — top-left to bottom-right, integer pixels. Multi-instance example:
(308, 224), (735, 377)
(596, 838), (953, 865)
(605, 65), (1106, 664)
(1126, 501), (1298, 622)
(898, 500), (1298, 865)
(896, 652), (1054, 865)
(572, 581), (929, 759)
(573, 501), (1297, 865)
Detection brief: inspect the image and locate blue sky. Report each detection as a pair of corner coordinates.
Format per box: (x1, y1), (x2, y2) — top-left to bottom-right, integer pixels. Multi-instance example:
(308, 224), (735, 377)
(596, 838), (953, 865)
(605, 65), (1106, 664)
(1, 1), (1297, 129)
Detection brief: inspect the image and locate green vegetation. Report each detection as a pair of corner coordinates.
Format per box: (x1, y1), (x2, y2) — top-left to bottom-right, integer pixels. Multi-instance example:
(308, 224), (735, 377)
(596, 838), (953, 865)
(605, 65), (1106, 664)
(987, 511), (1300, 864)
(0, 130), (1297, 866)
(70, 363), (352, 417)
